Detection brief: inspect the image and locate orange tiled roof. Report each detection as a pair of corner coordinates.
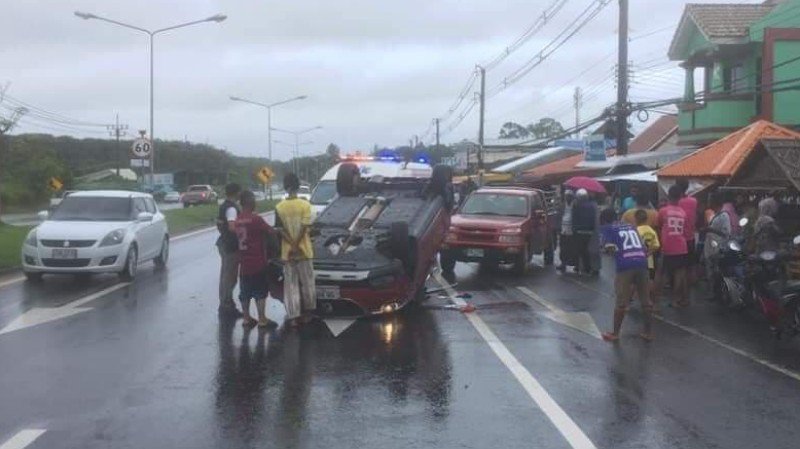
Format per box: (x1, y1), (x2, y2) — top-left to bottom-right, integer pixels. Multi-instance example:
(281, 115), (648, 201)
(658, 120), (800, 178)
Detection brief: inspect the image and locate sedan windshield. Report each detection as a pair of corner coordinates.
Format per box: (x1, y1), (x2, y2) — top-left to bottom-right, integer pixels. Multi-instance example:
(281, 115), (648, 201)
(50, 197), (133, 222)
(461, 193), (528, 217)
(310, 181), (336, 205)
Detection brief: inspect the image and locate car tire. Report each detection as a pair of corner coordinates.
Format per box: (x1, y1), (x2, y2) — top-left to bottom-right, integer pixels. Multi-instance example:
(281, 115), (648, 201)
(513, 244), (530, 275)
(154, 237), (169, 269)
(119, 245), (138, 281)
(24, 272), (43, 283)
(440, 250), (456, 274)
(183, 203), (190, 209)
(390, 221), (411, 268)
(336, 162), (360, 196)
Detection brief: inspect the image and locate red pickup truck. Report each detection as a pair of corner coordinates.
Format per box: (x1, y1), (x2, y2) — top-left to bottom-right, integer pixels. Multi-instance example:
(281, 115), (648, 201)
(441, 186), (560, 275)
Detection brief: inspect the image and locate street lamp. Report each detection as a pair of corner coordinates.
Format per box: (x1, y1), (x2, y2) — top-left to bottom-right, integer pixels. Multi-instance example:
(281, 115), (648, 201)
(75, 11), (227, 182)
(271, 126), (323, 173)
(230, 95), (308, 199)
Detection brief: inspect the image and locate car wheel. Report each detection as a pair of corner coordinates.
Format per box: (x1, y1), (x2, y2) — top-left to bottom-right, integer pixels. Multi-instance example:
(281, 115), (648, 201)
(119, 245), (138, 281)
(183, 203), (190, 209)
(428, 164), (453, 198)
(336, 163), (360, 196)
(154, 236), (169, 269)
(440, 250), (456, 274)
(24, 272), (43, 283)
(513, 244), (530, 275)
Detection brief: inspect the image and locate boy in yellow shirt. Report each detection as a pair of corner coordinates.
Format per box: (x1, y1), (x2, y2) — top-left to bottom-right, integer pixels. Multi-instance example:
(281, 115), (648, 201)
(635, 209), (660, 297)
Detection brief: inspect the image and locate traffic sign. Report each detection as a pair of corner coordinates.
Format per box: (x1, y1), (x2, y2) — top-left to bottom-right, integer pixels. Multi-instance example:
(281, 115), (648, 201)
(257, 166), (274, 184)
(48, 177), (63, 191)
(131, 138), (152, 159)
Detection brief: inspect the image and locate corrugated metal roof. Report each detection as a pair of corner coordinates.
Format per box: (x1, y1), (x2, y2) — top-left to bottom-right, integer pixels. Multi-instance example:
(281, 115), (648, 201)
(658, 120), (800, 178)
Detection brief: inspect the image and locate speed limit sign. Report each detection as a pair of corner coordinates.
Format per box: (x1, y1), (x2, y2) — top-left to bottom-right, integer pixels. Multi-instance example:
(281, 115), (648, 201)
(131, 138), (152, 159)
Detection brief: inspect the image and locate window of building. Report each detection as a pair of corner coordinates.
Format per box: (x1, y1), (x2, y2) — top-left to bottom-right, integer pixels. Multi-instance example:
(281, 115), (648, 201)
(723, 62), (746, 93)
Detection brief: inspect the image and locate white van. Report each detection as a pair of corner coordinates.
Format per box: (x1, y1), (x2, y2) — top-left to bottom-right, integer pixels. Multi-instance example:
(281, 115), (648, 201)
(310, 158), (433, 219)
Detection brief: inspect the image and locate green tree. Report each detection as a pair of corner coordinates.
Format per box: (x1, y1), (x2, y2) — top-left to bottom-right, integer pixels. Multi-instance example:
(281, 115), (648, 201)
(528, 117), (565, 139)
(498, 122), (530, 139)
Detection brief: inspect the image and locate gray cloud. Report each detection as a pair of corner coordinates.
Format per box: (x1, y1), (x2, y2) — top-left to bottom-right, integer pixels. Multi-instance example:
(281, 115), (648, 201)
(1, 0), (760, 159)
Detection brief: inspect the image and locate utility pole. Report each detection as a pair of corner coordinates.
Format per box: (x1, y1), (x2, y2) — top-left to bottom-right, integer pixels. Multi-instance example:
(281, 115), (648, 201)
(573, 87), (582, 139)
(107, 114), (128, 177)
(477, 65), (486, 171)
(616, 0), (630, 156)
(435, 118), (440, 150)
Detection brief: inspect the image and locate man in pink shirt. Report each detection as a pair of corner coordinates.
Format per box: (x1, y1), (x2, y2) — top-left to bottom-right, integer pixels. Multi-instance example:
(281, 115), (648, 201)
(657, 185), (689, 308)
(676, 179), (698, 277)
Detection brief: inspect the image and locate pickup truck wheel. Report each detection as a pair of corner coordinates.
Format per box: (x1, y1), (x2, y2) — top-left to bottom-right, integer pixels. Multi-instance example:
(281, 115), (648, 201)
(390, 221), (411, 268)
(337, 163), (360, 196)
(183, 203), (190, 209)
(440, 250), (456, 274)
(513, 245), (530, 275)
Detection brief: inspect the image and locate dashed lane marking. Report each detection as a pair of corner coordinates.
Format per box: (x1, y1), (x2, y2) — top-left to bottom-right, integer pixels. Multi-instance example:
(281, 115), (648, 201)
(561, 275), (800, 383)
(433, 272), (598, 449)
(0, 429), (46, 449)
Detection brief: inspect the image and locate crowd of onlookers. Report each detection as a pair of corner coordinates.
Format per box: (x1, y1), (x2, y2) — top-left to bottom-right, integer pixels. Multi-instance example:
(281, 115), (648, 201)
(558, 178), (792, 342)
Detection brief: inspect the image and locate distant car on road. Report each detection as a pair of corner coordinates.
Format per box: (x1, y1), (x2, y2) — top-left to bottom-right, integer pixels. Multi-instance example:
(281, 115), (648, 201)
(21, 191), (170, 282)
(162, 191), (181, 203)
(181, 185), (217, 207)
(283, 185), (312, 202)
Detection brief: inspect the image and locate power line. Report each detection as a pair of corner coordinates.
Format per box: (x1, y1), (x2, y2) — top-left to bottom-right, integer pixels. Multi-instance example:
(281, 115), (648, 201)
(2, 94), (108, 127)
(486, 0), (613, 97)
(482, 0), (571, 71)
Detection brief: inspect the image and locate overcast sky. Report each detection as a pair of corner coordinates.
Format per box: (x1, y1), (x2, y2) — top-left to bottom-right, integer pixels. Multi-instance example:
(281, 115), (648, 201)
(1, 0), (764, 160)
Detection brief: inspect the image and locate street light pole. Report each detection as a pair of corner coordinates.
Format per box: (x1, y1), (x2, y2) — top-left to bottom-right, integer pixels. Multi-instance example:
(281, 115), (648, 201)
(229, 95), (308, 199)
(75, 11), (227, 183)
(271, 126), (322, 176)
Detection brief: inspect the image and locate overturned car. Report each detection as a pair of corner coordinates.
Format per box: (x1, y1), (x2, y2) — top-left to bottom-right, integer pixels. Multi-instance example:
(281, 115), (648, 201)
(311, 162), (453, 317)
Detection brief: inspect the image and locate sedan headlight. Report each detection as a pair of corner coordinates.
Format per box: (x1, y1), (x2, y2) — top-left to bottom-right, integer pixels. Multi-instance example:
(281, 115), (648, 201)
(24, 229), (37, 247)
(99, 229), (127, 247)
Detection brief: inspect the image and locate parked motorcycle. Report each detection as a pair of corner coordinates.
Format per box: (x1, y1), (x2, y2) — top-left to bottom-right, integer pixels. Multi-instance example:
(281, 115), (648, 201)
(708, 218), (749, 307)
(746, 235), (800, 339)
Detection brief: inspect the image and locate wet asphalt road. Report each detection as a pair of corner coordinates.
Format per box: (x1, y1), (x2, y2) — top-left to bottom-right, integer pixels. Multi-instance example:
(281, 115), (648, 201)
(1, 228), (800, 449)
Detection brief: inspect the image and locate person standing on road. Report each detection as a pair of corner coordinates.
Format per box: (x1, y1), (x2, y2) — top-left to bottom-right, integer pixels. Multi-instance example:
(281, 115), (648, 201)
(703, 193), (731, 301)
(656, 185), (690, 308)
(235, 190), (275, 328)
(572, 189), (597, 275)
(557, 190), (576, 273)
(276, 173), (316, 327)
(676, 179), (699, 281)
(599, 208), (654, 342)
(217, 183), (242, 317)
(621, 184), (638, 214)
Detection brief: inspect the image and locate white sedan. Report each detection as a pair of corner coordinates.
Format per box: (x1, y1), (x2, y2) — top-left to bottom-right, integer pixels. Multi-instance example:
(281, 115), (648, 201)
(21, 191), (169, 282)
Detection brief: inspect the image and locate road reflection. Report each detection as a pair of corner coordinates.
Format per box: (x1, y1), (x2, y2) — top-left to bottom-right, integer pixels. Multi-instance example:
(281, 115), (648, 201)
(213, 306), (452, 446)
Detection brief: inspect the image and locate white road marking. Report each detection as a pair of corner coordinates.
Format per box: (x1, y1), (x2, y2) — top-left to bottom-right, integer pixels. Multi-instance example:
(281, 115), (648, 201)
(516, 286), (602, 339)
(0, 282), (130, 336)
(323, 318), (357, 337)
(0, 276), (25, 289)
(432, 273), (598, 449)
(562, 276), (800, 383)
(0, 429), (46, 449)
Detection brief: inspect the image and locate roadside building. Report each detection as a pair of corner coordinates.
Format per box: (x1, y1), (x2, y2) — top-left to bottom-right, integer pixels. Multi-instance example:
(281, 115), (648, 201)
(670, 0), (800, 147)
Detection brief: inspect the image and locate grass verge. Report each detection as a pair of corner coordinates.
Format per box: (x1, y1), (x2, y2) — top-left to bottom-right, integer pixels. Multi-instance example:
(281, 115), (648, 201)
(164, 200), (277, 236)
(0, 200), (277, 271)
(0, 224), (32, 270)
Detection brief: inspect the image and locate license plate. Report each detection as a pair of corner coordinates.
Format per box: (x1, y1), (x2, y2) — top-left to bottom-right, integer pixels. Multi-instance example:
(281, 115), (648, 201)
(52, 248), (78, 259)
(466, 248), (484, 258)
(317, 286), (340, 300)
